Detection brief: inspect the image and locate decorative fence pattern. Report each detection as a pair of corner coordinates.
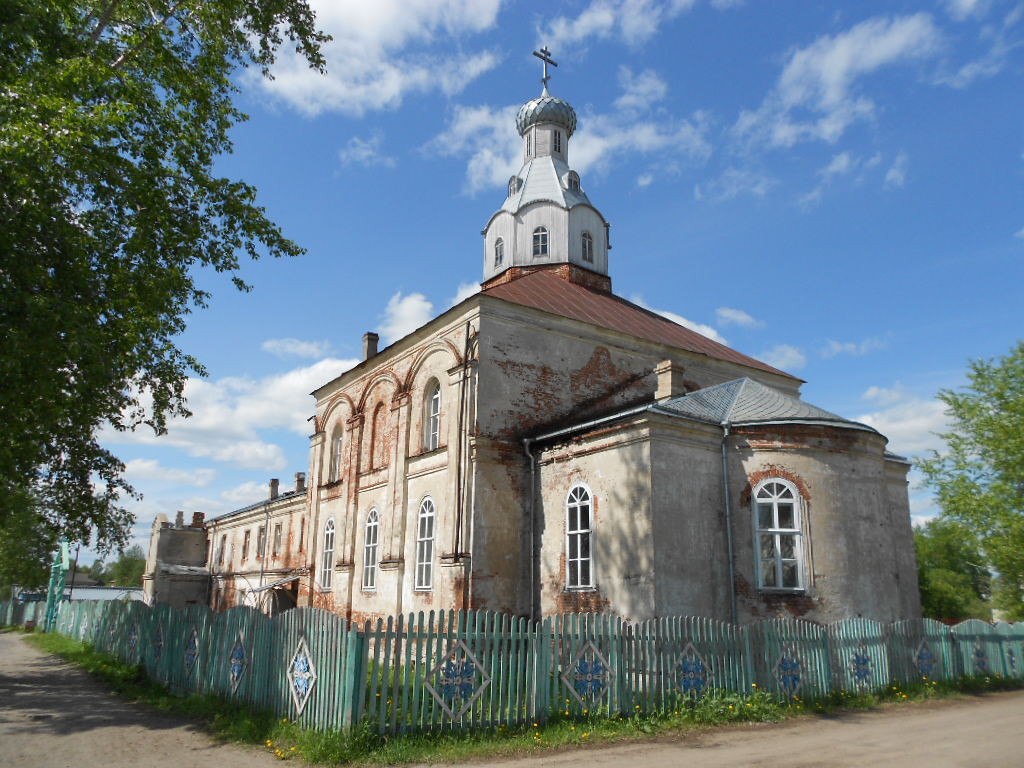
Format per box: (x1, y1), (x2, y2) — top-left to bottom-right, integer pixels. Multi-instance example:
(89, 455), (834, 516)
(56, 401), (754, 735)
(3, 600), (1022, 736)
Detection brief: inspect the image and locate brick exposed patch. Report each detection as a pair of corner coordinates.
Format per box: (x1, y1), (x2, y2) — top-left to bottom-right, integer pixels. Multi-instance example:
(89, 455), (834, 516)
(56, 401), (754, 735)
(482, 263), (612, 293)
(740, 464), (812, 505)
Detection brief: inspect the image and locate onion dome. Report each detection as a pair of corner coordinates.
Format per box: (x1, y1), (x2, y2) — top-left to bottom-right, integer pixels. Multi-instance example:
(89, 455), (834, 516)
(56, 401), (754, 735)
(515, 88), (578, 138)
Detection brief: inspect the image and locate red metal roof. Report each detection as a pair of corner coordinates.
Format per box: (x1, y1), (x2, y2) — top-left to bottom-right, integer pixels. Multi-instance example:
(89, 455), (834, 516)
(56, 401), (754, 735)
(481, 270), (797, 380)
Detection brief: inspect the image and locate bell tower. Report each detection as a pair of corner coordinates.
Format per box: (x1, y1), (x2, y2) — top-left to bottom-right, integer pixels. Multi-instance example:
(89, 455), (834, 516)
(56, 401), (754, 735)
(481, 48), (612, 291)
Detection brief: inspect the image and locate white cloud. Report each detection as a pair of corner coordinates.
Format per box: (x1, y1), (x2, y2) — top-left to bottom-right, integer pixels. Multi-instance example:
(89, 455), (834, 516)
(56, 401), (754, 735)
(572, 110), (712, 178)
(799, 151), (861, 207)
(261, 338), (332, 359)
(759, 344), (807, 371)
(636, 173), (654, 188)
(939, 5), (1021, 88)
(380, 292), (434, 343)
(862, 384), (906, 407)
(1015, 226), (1024, 240)
(250, 0), (502, 116)
(694, 167), (776, 202)
(856, 392), (949, 456)
(715, 306), (764, 328)
(541, 0), (698, 50)
(944, 0), (989, 21)
(821, 337), (886, 358)
(424, 104), (521, 195)
(614, 67), (668, 113)
(338, 131), (396, 168)
(124, 459), (217, 488)
(734, 14), (943, 148)
(884, 151), (909, 188)
(630, 295), (727, 344)
(221, 481), (272, 508)
(102, 357), (359, 471)
(450, 281), (480, 306)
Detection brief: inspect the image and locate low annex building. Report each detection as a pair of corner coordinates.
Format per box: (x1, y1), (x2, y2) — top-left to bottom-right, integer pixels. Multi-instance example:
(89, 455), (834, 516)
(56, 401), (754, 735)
(146, 52), (920, 624)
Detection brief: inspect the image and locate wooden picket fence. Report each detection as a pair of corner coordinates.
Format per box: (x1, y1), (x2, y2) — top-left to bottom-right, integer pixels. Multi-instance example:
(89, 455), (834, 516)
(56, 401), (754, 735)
(3, 600), (1023, 735)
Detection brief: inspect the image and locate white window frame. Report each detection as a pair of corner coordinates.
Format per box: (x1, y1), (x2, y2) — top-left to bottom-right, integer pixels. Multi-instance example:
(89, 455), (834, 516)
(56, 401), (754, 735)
(581, 231), (593, 263)
(565, 484), (594, 589)
(328, 431), (344, 482)
(553, 130), (562, 153)
(532, 227), (548, 257)
(424, 380), (441, 451)
(752, 479), (806, 592)
(415, 497), (436, 591)
(568, 172), (580, 192)
(321, 519), (335, 590)
(272, 522), (282, 556)
(363, 509), (380, 591)
(494, 237), (504, 266)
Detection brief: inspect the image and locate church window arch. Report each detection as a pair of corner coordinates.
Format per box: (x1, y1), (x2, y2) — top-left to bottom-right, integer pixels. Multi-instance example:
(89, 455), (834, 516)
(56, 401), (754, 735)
(423, 379), (441, 452)
(581, 231), (594, 263)
(494, 237), (504, 267)
(328, 429), (344, 482)
(363, 509), (379, 590)
(532, 227), (548, 257)
(321, 519), (335, 590)
(567, 172), (580, 192)
(553, 129), (562, 153)
(415, 497), (436, 591)
(566, 484), (594, 589)
(370, 402), (389, 469)
(752, 479), (806, 591)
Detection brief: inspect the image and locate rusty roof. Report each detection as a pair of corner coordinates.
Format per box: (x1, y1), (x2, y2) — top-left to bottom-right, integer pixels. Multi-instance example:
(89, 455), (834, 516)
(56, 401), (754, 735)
(481, 270), (797, 380)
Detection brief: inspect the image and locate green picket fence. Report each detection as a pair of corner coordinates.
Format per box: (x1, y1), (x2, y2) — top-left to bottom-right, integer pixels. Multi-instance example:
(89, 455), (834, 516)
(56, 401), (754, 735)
(3, 600), (1023, 735)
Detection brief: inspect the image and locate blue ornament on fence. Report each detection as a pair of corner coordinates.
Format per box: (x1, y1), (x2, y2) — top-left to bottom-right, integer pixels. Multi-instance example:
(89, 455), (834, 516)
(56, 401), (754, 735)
(973, 642), (989, 674)
(287, 637), (317, 715)
(184, 626), (200, 676)
(574, 658), (607, 698)
(851, 645), (872, 687)
(915, 640), (935, 678)
(677, 642), (711, 698)
(440, 659), (477, 702)
(229, 635), (247, 693)
(776, 650), (802, 697)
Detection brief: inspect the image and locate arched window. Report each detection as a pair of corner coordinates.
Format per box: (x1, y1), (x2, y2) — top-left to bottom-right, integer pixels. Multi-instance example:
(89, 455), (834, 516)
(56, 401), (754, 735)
(567, 172), (580, 192)
(415, 497), (436, 591)
(321, 519), (335, 589)
(581, 231), (594, 263)
(370, 402), (389, 469)
(753, 479), (805, 591)
(362, 509), (379, 590)
(566, 485), (594, 589)
(532, 227), (548, 257)
(494, 237), (504, 267)
(424, 379), (441, 451)
(553, 130), (562, 153)
(507, 177), (520, 197)
(328, 431), (344, 482)
(526, 131), (532, 159)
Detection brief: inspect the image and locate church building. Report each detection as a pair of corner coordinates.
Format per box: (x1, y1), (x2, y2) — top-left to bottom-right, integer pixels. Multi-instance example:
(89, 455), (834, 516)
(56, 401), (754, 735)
(154, 51), (921, 625)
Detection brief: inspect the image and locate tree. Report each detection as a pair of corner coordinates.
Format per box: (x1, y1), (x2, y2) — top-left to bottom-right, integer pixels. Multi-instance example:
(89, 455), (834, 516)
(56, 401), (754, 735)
(914, 518), (990, 621)
(107, 544), (146, 586)
(0, 1), (328, 555)
(919, 341), (1024, 620)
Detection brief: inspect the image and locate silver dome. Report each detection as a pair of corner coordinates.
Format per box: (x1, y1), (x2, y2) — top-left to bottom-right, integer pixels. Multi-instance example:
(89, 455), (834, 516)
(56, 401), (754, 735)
(515, 91), (577, 138)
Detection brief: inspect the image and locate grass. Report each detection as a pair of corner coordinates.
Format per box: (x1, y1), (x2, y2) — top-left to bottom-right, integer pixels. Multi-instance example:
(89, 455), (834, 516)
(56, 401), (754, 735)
(22, 631), (1024, 765)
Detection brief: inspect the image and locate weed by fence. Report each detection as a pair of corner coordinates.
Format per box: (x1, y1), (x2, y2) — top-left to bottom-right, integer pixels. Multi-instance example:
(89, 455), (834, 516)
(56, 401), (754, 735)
(3, 599), (1022, 736)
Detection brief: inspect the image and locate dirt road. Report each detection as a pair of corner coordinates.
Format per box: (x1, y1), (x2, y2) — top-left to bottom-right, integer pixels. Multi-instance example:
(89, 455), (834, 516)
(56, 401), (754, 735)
(2, 631), (1023, 768)
(0, 631), (281, 768)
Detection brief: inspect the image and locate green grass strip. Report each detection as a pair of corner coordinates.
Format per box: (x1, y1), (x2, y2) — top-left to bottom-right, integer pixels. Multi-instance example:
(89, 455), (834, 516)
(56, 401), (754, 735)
(22, 631), (1024, 765)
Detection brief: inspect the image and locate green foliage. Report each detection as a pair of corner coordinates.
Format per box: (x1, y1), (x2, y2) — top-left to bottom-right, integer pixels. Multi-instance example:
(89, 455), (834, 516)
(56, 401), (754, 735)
(914, 518), (991, 621)
(0, 1), (328, 556)
(919, 341), (1024, 620)
(106, 544), (146, 586)
(0, 503), (57, 592)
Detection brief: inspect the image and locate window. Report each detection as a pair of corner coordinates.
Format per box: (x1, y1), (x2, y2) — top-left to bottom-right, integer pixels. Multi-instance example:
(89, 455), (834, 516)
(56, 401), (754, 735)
(272, 523), (282, 556)
(242, 530), (251, 561)
(507, 177), (519, 197)
(256, 526), (266, 558)
(424, 379), (441, 451)
(363, 509), (380, 590)
(494, 237), (504, 267)
(567, 172), (580, 192)
(415, 498), (436, 590)
(217, 535), (226, 567)
(566, 485), (594, 589)
(371, 402), (389, 468)
(298, 516), (305, 552)
(532, 227), (548, 257)
(553, 130), (562, 153)
(581, 231), (593, 263)
(753, 480), (805, 591)
(321, 519), (335, 589)
(328, 431), (344, 482)
(526, 131), (532, 159)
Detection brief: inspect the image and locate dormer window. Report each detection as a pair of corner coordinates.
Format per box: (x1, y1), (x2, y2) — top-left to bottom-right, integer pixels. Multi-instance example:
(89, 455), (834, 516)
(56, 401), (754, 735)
(553, 130), (562, 153)
(582, 231), (593, 263)
(532, 227), (548, 257)
(494, 237), (504, 267)
(567, 172), (580, 192)
(526, 131), (532, 159)
(508, 176), (521, 197)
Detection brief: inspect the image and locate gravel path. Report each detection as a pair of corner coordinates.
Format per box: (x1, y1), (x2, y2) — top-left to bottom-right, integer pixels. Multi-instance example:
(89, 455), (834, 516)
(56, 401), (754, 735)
(0, 631), (284, 768)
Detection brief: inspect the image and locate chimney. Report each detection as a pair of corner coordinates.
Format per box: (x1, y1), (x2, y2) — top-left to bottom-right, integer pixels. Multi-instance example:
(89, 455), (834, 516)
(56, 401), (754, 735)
(654, 360), (687, 401)
(174, 510), (184, 528)
(295, 472), (306, 494)
(191, 512), (205, 528)
(269, 478), (280, 500)
(363, 331), (379, 360)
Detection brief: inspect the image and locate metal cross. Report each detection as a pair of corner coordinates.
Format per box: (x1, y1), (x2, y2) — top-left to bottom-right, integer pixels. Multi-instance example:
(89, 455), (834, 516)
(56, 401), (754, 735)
(533, 46), (557, 90)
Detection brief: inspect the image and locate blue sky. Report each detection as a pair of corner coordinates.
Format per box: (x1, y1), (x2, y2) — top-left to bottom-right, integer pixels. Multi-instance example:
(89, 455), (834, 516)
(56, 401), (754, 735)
(96, 0), (1024, 562)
